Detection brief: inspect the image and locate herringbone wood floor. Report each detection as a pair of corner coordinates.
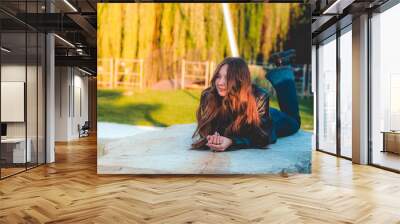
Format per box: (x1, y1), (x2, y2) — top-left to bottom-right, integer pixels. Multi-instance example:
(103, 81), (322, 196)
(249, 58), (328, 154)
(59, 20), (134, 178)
(1, 135), (400, 224)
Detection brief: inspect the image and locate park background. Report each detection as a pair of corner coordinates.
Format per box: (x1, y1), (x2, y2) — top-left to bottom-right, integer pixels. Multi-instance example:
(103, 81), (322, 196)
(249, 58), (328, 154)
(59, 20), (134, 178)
(97, 3), (313, 139)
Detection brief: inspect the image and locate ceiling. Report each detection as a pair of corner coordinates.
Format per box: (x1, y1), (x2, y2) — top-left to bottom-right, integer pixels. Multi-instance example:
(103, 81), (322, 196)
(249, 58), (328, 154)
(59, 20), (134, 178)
(0, 0), (97, 74)
(310, 0), (390, 43)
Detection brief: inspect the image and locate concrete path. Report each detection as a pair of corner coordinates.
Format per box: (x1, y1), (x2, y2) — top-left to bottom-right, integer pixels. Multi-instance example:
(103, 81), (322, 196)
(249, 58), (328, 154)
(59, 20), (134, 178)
(98, 122), (163, 139)
(98, 123), (312, 174)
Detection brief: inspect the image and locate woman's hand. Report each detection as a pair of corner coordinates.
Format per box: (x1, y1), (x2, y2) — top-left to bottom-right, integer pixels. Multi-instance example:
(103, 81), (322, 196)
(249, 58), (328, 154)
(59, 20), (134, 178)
(206, 132), (233, 152)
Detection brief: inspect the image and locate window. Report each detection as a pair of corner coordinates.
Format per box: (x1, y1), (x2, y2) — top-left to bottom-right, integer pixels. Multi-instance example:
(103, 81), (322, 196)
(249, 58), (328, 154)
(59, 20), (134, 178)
(339, 28), (352, 158)
(0, 1), (46, 179)
(317, 36), (337, 154)
(370, 3), (400, 171)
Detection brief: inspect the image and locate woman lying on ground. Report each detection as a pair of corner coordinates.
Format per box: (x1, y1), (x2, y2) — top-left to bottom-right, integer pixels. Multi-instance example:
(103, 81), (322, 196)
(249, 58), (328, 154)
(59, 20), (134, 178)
(192, 57), (301, 152)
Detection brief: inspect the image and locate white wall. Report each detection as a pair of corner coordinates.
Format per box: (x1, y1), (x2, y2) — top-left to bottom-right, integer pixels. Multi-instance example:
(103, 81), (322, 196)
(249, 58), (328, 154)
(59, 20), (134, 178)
(1, 65), (26, 140)
(1, 82), (25, 122)
(1, 63), (46, 164)
(1, 65), (39, 138)
(55, 67), (89, 141)
(55, 66), (69, 141)
(72, 72), (89, 138)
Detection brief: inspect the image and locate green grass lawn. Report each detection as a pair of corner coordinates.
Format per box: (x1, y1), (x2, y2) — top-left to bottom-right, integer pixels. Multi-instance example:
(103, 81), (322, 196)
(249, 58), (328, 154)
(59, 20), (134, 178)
(98, 89), (314, 131)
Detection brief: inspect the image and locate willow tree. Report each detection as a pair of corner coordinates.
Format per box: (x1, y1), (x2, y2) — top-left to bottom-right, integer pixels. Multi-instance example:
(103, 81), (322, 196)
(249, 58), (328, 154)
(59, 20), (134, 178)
(122, 4), (139, 59)
(98, 3), (307, 87)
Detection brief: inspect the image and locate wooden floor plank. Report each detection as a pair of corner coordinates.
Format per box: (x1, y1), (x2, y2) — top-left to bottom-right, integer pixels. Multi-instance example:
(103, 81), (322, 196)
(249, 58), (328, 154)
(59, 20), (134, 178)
(0, 135), (399, 223)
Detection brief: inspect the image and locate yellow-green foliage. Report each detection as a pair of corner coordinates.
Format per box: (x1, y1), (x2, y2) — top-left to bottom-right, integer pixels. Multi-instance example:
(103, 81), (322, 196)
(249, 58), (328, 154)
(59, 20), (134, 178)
(98, 3), (306, 86)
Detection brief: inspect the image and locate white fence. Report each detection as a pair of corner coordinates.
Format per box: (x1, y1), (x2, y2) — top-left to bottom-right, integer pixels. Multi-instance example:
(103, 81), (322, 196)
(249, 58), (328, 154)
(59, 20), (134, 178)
(97, 58), (312, 97)
(97, 58), (144, 89)
(180, 60), (215, 89)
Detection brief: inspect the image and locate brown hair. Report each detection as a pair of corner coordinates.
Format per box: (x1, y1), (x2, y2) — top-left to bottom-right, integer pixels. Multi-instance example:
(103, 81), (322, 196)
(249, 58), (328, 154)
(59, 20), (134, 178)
(192, 57), (261, 148)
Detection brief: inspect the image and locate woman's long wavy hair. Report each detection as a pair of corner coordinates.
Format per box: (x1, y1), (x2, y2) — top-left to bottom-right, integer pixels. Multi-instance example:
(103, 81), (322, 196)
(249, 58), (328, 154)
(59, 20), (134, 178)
(192, 57), (262, 148)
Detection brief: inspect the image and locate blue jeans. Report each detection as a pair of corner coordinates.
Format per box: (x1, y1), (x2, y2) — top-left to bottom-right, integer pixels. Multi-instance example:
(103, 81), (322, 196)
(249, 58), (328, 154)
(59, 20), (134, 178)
(267, 66), (301, 143)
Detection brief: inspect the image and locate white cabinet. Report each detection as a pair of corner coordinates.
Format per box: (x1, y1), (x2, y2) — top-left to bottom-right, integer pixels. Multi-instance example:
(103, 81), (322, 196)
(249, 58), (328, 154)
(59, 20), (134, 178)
(1, 138), (32, 163)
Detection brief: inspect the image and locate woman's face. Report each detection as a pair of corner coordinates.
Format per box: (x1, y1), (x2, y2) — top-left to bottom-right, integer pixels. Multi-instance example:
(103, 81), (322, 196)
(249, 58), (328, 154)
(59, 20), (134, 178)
(215, 64), (228, 97)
